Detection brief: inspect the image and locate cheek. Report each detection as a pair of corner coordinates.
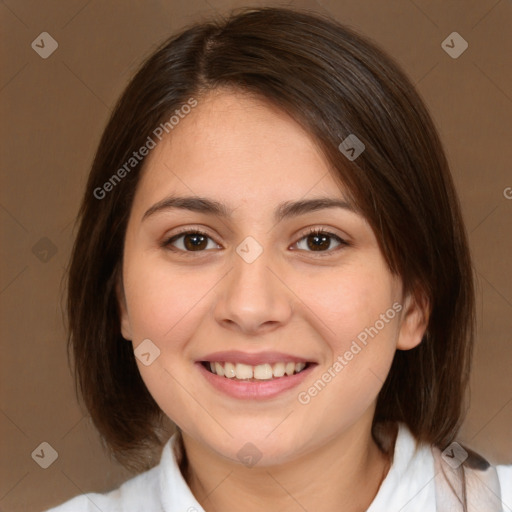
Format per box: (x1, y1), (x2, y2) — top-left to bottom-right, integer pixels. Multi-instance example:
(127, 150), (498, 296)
(122, 255), (217, 431)
(296, 315), (398, 440)
(296, 262), (400, 408)
(304, 261), (399, 351)
(123, 254), (217, 345)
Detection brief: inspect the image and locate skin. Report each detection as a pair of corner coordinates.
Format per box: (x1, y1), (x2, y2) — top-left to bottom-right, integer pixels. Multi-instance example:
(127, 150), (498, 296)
(118, 88), (429, 512)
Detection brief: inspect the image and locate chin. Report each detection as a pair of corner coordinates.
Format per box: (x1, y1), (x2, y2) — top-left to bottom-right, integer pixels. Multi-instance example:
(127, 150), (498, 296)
(205, 426), (307, 468)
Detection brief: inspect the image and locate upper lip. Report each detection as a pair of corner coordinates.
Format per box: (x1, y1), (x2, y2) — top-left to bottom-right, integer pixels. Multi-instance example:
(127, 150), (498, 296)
(198, 351), (314, 366)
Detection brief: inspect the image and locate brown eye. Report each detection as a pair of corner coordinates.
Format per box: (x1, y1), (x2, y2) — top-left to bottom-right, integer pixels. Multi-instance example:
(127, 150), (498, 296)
(162, 227), (348, 256)
(163, 230), (219, 252)
(294, 229), (347, 254)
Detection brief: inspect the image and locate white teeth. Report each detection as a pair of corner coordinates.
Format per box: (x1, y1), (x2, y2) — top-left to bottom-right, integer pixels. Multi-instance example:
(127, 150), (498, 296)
(224, 361), (236, 378)
(272, 362), (286, 377)
(253, 363), (273, 380)
(235, 363), (253, 379)
(208, 361), (308, 379)
(214, 362), (225, 377)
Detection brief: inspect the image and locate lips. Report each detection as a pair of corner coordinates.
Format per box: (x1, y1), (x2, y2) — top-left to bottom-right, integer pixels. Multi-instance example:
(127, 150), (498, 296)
(196, 350), (316, 399)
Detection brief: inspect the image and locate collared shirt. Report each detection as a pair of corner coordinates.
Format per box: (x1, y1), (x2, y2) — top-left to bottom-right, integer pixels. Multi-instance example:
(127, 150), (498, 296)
(44, 423), (512, 512)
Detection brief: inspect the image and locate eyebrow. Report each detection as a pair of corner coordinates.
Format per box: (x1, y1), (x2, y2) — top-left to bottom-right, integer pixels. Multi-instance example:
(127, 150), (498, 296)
(142, 195), (358, 223)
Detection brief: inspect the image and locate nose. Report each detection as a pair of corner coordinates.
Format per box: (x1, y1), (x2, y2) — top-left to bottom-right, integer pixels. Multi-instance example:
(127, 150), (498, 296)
(212, 242), (294, 336)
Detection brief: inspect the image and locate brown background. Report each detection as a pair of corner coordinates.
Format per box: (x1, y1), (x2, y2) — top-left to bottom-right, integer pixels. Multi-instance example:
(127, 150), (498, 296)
(1, 0), (511, 510)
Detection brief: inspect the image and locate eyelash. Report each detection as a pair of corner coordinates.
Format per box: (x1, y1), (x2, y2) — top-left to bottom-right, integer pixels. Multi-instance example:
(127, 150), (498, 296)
(161, 226), (349, 257)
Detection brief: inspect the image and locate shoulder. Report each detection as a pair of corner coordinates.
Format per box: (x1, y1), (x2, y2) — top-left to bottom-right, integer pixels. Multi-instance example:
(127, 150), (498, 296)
(42, 463), (161, 512)
(370, 422), (511, 511)
(43, 432), (204, 512)
(431, 442), (512, 511)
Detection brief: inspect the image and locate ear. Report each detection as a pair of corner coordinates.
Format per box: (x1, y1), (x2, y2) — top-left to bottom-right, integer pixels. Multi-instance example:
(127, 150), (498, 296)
(396, 288), (430, 351)
(116, 275), (133, 341)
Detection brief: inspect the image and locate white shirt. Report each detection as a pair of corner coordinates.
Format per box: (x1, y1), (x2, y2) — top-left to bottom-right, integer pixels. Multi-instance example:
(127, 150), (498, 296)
(44, 423), (512, 512)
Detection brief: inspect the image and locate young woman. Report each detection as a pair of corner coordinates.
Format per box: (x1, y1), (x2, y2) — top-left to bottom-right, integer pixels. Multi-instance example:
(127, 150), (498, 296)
(45, 7), (511, 512)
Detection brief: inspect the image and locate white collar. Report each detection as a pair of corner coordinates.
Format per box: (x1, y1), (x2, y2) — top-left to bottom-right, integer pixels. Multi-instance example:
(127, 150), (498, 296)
(367, 422), (436, 511)
(159, 433), (204, 511)
(157, 423), (435, 511)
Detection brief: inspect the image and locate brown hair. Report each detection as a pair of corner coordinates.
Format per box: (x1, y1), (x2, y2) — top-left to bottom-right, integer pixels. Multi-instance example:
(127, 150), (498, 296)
(66, 6), (475, 472)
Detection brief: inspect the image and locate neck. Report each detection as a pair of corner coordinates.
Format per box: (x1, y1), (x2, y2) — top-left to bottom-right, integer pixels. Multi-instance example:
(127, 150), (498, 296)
(179, 416), (393, 512)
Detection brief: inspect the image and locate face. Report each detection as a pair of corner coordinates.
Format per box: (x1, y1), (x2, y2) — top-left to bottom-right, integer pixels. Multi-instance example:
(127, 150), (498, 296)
(118, 88), (426, 466)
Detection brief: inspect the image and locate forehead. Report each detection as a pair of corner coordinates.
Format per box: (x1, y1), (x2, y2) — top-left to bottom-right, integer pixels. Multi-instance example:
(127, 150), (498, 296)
(133, 89), (347, 212)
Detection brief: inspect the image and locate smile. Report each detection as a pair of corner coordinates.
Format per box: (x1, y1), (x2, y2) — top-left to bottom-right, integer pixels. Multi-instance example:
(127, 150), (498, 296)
(196, 354), (316, 399)
(203, 361), (309, 380)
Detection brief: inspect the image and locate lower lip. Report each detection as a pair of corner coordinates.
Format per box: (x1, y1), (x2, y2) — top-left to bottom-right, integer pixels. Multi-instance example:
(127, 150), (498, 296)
(196, 362), (316, 400)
